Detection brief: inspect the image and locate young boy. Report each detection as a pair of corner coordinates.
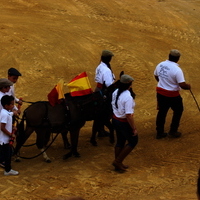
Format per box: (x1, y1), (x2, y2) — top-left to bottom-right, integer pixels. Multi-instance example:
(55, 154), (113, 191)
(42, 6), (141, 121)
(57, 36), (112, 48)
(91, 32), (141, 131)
(0, 95), (19, 175)
(7, 68), (22, 113)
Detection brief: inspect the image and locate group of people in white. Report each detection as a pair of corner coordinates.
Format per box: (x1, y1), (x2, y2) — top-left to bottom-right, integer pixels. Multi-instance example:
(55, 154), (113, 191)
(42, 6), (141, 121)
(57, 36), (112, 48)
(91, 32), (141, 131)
(0, 49), (191, 175)
(94, 49), (190, 172)
(0, 68), (22, 175)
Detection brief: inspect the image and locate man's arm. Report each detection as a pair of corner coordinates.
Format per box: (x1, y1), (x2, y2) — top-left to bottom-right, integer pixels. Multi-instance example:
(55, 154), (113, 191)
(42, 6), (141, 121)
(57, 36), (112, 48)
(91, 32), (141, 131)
(154, 75), (159, 82)
(126, 114), (137, 136)
(179, 82), (191, 90)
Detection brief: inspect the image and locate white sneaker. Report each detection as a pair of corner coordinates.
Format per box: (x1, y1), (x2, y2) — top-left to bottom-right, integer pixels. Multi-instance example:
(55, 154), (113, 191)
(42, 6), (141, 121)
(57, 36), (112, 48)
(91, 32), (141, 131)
(4, 169), (19, 176)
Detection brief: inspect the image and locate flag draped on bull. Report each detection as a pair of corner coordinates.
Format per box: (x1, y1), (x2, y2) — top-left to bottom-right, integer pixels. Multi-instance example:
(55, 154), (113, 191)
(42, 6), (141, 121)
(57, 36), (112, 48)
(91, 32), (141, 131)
(67, 72), (93, 97)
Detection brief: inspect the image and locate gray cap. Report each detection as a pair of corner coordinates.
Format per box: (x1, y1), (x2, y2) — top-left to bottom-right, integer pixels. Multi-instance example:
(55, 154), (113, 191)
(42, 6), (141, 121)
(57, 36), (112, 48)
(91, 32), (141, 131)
(169, 49), (181, 57)
(120, 74), (134, 84)
(101, 50), (114, 57)
(0, 78), (13, 88)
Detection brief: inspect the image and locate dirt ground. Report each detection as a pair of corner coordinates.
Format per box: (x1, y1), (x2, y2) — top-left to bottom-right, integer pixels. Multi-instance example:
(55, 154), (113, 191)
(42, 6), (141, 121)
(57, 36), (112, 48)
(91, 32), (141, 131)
(1, 0), (200, 199)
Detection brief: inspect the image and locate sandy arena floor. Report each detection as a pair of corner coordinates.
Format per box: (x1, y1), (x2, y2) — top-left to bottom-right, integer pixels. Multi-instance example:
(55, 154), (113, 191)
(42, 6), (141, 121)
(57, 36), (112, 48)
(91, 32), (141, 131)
(0, 0), (200, 199)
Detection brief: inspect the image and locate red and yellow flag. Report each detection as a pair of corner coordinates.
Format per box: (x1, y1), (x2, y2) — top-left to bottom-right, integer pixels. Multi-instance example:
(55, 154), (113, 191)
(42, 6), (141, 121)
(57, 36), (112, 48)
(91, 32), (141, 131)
(67, 72), (93, 97)
(47, 79), (65, 106)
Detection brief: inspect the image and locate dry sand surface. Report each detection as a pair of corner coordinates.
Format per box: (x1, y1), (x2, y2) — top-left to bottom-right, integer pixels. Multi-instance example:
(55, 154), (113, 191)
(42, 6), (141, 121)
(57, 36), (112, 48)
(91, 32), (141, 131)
(1, 0), (200, 199)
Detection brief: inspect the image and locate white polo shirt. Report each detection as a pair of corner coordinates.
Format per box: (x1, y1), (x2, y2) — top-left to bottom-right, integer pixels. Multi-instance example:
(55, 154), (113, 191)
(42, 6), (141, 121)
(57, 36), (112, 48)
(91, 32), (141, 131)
(0, 108), (13, 145)
(112, 89), (135, 118)
(154, 60), (185, 91)
(95, 61), (115, 87)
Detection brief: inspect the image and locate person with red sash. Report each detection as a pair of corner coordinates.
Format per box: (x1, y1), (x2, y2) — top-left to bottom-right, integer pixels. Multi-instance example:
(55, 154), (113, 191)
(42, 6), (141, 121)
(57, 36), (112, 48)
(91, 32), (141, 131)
(154, 49), (191, 139)
(93, 50), (115, 137)
(112, 74), (138, 172)
(95, 50), (115, 91)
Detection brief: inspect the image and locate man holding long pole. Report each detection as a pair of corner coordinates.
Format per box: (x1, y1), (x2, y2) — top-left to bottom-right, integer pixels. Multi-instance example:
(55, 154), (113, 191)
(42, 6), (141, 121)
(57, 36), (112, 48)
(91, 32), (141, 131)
(154, 49), (191, 139)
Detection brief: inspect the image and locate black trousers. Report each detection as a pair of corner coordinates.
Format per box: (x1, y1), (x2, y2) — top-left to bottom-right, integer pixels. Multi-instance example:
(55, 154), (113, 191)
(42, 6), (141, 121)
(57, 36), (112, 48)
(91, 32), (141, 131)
(156, 93), (183, 134)
(112, 118), (138, 148)
(0, 143), (12, 172)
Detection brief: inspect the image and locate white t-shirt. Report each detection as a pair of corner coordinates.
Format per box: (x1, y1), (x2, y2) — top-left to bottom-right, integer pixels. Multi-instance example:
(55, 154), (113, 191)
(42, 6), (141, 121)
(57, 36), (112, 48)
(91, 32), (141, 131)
(0, 108), (13, 145)
(7, 85), (19, 102)
(112, 89), (135, 118)
(6, 85), (18, 111)
(95, 61), (115, 87)
(154, 60), (185, 91)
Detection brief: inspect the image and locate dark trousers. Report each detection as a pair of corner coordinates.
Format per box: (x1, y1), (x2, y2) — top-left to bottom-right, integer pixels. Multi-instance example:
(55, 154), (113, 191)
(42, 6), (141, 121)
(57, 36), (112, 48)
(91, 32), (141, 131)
(112, 118), (138, 148)
(156, 93), (183, 134)
(0, 143), (12, 172)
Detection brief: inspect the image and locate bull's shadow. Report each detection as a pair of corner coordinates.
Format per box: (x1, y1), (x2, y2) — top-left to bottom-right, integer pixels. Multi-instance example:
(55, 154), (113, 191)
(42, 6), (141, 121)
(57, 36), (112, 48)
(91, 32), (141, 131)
(15, 90), (115, 162)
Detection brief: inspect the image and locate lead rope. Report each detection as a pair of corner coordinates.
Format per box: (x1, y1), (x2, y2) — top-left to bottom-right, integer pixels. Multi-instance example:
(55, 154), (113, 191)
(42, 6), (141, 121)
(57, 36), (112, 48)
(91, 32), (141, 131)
(17, 133), (59, 159)
(190, 89), (200, 112)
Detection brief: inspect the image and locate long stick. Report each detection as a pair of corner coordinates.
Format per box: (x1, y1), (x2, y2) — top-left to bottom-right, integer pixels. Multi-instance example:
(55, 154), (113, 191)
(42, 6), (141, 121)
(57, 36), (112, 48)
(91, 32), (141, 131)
(190, 89), (200, 112)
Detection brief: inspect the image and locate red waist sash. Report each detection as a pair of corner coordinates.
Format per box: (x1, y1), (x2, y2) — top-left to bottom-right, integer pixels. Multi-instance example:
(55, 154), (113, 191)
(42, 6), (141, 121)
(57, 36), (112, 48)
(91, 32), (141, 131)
(113, 114), (128, 122)
(156, 87), (180, 97)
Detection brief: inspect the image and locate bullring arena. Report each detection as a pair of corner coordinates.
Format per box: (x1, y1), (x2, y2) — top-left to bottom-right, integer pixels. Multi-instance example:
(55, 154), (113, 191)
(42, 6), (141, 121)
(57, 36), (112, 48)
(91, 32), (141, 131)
(0, 0), (200, 199)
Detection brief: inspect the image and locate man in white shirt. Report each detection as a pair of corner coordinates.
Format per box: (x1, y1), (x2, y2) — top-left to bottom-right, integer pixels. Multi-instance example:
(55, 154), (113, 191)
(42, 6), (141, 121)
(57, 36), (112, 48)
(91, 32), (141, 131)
(92, 50), (115, 139)
(95, 50), (115, 91)
(154, 49), (191, 139)
(6, 68), (22, 113)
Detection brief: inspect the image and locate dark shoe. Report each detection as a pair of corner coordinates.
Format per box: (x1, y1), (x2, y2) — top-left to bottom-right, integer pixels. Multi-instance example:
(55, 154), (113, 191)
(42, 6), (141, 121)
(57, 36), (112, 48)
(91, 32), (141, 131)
(112, 160), (126, 171)
(114, 147), (128, 169)
(156, 133), (167, 139)
(114, 164), (129, 171)
(168, 131), (182, 138)
(113, 145), (134, 171)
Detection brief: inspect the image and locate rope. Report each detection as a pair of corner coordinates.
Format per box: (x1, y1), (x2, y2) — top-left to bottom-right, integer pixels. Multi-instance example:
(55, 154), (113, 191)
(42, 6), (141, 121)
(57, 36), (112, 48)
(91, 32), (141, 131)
(190, 89), (200, 112)
(17, 133), (59, 159)
(23, 143), (36, 147)
(21, 99), (35, 104)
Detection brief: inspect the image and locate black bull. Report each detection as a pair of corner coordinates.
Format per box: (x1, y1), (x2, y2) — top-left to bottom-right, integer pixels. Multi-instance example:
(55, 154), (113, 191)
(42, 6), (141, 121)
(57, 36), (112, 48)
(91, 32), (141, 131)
(14, 89), (115, 162)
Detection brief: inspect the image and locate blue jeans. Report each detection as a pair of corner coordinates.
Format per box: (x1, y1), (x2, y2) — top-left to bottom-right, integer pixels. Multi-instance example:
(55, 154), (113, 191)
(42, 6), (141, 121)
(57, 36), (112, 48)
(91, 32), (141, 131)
(112, 118), (138, 148)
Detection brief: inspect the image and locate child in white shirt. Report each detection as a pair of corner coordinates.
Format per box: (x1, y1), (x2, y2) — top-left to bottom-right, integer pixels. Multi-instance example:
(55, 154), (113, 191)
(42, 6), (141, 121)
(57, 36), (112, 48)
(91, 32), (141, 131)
(0, 95), (19, 176)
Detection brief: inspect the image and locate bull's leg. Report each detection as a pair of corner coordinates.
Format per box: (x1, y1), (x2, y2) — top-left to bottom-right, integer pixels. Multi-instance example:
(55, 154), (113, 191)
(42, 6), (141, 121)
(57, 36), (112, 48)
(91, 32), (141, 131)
(35, 128), (51, 163)
(63, 121), (85, 160)
(104, 119), (115, 144)
(63, 128), (80, 159)
(14, 126), (35, 162)
(90, 119), (99, 146)
(40, 148), (51, 163)
(61, 129), (71, 149)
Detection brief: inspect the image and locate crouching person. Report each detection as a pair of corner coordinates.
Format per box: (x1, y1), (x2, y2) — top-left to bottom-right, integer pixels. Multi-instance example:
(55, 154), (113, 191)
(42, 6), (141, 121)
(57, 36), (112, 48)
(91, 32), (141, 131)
(111, 74), (138, 172)
(0, 95), (19, 176)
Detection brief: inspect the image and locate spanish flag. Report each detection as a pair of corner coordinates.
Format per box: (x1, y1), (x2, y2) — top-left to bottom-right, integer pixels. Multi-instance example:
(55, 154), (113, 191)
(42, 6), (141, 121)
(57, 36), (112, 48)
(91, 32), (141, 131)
(47, 79), (65, 106)
(67, 72), (93, 97)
